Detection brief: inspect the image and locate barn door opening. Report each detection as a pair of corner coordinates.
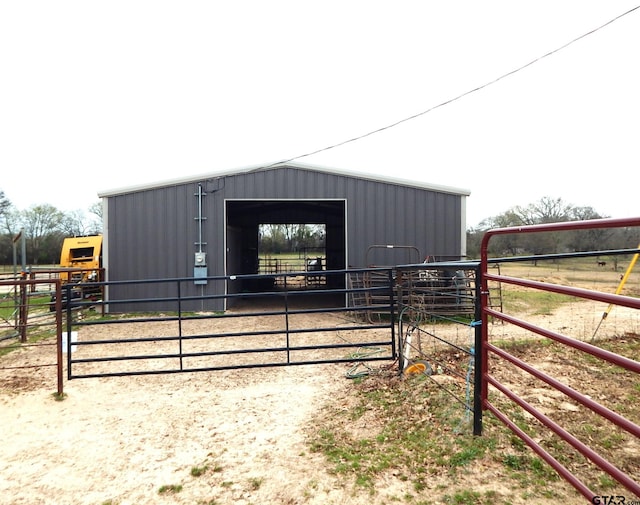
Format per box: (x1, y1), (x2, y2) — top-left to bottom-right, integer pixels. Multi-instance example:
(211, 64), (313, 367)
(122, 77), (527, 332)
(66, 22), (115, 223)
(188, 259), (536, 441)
(225, 200), (346, 302)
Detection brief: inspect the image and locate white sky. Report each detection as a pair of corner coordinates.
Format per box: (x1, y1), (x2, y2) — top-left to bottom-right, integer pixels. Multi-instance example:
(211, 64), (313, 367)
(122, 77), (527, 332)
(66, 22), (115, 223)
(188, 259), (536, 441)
(1, 1), (638, 228)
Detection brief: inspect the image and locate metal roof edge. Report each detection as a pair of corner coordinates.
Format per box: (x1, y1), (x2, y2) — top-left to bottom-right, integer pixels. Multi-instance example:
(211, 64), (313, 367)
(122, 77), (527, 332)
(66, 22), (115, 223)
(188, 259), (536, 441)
(98, 161), (471, 198)
(97, 162), (269, 198)
(277, 161), (471, 196)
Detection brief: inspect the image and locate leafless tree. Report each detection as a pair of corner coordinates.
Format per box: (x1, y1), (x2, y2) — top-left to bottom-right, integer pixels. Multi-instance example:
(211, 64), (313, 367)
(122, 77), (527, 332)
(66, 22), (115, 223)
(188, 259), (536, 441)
(0, 190), (10, 219)
(60, 206), (102, 236)
(21, 204), (64, 264)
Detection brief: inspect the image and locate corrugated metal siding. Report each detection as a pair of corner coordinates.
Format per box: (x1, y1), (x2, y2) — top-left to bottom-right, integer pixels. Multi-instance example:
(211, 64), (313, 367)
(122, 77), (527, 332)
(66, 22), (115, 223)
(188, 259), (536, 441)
(105, 165), (464, 311)
(226, 166), (464, 261)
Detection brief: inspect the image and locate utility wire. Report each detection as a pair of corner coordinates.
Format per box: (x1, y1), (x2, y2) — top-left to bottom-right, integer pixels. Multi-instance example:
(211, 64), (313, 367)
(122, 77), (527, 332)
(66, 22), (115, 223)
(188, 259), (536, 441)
(265, 5), (640, 169)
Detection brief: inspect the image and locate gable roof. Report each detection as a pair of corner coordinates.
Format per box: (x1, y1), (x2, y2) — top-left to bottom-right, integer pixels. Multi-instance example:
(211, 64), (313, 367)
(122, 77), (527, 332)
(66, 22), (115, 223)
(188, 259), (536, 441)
(98, 161), (471, 198)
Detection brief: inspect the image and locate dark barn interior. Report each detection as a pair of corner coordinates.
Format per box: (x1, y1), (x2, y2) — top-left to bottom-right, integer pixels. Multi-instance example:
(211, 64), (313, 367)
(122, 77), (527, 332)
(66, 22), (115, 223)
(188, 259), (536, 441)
(225, 200), (346, 294)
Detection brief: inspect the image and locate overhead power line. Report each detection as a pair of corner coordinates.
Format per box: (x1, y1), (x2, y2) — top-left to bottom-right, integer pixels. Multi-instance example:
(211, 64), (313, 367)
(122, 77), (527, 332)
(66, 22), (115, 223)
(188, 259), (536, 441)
(266, 5), (639, 169)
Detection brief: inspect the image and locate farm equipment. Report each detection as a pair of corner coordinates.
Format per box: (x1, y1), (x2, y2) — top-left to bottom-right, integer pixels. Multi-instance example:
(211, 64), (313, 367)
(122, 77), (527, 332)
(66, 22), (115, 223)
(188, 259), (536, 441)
(50, 235), (103, 310)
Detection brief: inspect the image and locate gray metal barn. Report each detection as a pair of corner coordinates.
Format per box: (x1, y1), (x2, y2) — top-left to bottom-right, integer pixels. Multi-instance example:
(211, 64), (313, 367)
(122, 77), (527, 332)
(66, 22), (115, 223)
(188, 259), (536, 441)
(98, 162), (470, 311)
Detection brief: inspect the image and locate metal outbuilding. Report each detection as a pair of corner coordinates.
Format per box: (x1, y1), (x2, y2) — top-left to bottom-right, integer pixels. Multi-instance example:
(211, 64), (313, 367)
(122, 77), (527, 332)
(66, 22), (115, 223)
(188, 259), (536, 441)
(98, 161), (470, 311)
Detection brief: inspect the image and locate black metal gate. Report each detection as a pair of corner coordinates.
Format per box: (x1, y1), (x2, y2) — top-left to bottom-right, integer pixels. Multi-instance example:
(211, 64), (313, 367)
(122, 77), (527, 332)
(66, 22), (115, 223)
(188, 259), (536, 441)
(64, 268), (397, 379)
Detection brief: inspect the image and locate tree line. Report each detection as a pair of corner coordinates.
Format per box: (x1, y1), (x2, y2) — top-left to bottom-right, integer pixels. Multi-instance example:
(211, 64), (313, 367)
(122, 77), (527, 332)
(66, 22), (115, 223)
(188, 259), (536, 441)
(466, 196), (639, 261)
(0, 190), (102, 266)
(1, 189), (636, 267)
(258, 224), (325, 255)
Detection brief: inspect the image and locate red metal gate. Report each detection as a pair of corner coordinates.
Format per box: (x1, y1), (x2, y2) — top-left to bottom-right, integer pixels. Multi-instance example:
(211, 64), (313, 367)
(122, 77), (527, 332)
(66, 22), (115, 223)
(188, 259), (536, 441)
(480, 217), (640, 501)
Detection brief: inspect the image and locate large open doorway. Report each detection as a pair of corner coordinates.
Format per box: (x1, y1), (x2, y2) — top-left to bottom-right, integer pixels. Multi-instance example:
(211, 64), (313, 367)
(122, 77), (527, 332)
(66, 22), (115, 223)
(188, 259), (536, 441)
(225, 200), (347, 301)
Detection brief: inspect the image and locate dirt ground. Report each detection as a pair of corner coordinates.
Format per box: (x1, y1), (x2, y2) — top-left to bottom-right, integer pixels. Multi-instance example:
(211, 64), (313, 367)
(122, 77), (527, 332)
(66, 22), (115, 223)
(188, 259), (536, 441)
(1, 299), (638, 505)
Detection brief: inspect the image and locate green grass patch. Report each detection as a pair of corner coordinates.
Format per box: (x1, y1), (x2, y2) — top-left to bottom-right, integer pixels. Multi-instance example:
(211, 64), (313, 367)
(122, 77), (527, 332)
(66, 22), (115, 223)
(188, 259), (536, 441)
(190, 464), (208, 477)
(501, 289), (573, 315)
(441, 489), (483, 504)
(0, 293), (52, 320)
(51, 392), (67, 401)
(247, 477), (263, 490)
(0, 340), (21, 358)
(158, 484), (182, 494)
(0, 327), (56, 357)
(308, 334), (640, 502)
(308, 374), (493, 494)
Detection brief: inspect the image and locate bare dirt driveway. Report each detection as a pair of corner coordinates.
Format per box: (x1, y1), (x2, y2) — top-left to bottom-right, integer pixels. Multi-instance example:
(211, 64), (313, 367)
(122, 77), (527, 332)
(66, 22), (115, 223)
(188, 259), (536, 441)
(1, 355), (365, 504)
(1, 306), (405, 505)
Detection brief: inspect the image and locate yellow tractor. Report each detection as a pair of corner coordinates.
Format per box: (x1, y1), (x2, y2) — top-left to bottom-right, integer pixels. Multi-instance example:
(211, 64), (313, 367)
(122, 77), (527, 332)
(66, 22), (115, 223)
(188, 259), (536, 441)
(51, 235), (103, 309)
(58, 235), (103, 283)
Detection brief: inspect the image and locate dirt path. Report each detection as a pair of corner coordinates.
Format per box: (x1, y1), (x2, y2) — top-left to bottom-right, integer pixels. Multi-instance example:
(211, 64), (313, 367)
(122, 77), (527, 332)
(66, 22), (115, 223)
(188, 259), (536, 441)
(1, 357), (375, 505)
(1, 305), (401, 505)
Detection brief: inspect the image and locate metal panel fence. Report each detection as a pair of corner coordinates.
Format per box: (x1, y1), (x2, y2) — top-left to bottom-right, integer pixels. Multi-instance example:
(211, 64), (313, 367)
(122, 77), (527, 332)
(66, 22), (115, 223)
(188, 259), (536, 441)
(64, 268), (397, 379)
(395, 262), (483, 435)
(0, 278), (64, 396)
(480, 217), (640, 501)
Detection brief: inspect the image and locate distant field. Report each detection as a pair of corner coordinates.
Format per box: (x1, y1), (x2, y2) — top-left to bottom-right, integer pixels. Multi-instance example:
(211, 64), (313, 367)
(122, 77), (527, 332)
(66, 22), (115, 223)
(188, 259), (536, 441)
(258, 252), (325, 274)
(1, 254), (637, 296)
(496, 256), (640, 297)
(0, 264), (56, 274)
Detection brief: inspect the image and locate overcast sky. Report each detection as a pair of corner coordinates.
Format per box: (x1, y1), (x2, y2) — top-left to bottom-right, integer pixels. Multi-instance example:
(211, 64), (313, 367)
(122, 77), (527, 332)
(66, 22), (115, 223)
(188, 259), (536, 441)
(1, 2), (638, 228)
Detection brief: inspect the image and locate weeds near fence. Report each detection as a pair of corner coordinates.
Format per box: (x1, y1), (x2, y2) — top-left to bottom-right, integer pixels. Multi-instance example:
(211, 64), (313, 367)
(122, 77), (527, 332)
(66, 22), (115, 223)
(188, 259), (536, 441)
(307, 334), (640, 503)
(0, 329), (55, 357)
(0, 293), (51, 320)
(308, 371), (501, 496)
(51, 392), (67, 402)
(307, 370), (562, 503)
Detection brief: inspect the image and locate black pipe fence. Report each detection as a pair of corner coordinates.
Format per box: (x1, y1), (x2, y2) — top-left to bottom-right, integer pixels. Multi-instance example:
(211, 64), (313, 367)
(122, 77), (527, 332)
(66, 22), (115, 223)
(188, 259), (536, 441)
(64, 268), (398, 379)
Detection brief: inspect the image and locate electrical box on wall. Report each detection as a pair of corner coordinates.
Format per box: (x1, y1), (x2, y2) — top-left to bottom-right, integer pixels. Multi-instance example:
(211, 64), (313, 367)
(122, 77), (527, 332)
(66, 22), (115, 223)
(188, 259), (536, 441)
(194, 252), (207, 285)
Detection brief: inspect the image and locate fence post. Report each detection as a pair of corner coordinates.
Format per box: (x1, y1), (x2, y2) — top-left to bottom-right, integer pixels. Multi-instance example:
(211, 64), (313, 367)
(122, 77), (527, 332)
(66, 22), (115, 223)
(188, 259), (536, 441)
(65, 284), (74, 381)
(177, 279), (183, 371)
(55, 280), (64, 397)
(473, 264), (483, 435)
(18, 280), (27, 343)
(284, 275), (291, 364)
(390, 268), (397, 363)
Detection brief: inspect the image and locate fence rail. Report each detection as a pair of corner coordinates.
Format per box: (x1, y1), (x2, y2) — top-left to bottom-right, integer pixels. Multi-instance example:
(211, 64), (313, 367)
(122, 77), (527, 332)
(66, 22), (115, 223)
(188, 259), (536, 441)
(0, 278), (64, 395)
(480, 217), (640, 501)
(65, 268), (397, 379)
